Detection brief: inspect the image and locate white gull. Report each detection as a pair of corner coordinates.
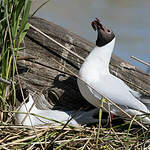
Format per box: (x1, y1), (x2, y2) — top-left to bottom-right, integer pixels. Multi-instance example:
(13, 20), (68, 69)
(77, 18), (150, 124)
(16, 93), (99, 126)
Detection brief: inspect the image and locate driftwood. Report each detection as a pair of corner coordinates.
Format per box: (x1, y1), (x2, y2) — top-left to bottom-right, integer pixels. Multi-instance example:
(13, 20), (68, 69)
(16, 16), (150, 110)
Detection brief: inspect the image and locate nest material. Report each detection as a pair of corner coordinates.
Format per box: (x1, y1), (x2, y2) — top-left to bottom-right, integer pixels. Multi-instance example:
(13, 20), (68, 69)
(0, 124), (149, 149)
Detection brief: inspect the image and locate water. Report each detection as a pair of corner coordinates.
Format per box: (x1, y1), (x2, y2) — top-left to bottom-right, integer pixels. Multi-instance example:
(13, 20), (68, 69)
(31, 0), (150, 72)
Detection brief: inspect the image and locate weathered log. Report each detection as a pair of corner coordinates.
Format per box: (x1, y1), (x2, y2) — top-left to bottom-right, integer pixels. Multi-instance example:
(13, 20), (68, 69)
(16, 16), (150, 110)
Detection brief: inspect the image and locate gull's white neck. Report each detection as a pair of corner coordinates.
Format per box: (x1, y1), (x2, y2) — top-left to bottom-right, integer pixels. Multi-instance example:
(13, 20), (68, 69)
(79, 38), (116, 80)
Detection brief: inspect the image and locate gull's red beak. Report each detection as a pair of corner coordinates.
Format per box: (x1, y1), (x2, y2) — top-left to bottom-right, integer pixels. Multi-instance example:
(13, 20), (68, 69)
(91, 18), (104, 31)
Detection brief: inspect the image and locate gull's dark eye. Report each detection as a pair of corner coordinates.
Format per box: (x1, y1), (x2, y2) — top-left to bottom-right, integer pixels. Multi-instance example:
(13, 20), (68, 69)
(107, 29), (111, 32)
(106, 29), (112, 34)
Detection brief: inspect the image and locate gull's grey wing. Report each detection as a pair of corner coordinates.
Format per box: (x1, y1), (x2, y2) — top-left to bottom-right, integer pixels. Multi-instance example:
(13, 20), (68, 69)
(88, 73), (149, 113)
(129, 89), (150, 106)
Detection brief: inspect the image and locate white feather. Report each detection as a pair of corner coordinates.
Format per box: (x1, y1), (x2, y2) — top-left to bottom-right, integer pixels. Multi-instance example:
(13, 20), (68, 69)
(16, 94), (99, 126)
(78, 38), (150, 124)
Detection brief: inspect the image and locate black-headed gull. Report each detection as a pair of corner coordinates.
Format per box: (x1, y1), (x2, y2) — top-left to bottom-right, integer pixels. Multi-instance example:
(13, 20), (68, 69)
(77, 18), (150, 124)
(16, 93), (99, 126)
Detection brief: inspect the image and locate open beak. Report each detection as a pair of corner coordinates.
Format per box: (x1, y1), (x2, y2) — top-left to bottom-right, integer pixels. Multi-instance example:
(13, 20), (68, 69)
(91, 18), (104, 31)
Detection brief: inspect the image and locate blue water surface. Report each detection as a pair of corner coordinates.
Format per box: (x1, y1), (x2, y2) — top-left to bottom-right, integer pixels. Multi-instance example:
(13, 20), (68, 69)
(31, 0), (150, 72)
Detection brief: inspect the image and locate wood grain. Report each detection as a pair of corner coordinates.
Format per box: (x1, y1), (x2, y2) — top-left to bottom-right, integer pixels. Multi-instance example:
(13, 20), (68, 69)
(16, 17), (150, 110)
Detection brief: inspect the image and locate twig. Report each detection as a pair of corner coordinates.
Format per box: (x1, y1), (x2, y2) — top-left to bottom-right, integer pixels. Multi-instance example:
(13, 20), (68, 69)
(29, 23), (85, 61)
(31, 0), (51, 17)
(0, 77), (11, 85)
(3, 130), (46, 145)
(96, 98), (104, 145)
(51, 57), (148, 130)
(131, 56), (150, 67)
(111, 128), (125, 148)
(81, 134), (93, 150)
(45, 111), (77, 149)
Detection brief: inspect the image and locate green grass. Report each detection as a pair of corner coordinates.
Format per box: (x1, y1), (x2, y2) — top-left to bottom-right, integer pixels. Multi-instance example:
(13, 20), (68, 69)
(0, 0), (31, 120)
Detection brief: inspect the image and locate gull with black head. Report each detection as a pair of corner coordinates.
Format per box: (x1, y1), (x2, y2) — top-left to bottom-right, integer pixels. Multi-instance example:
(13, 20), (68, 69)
(77, 18), (150, 124)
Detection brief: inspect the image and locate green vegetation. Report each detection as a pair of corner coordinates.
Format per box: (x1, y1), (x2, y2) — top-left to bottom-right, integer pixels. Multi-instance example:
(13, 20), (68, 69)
(0, 0), (31, 120)
(0, 0), (150, 149)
